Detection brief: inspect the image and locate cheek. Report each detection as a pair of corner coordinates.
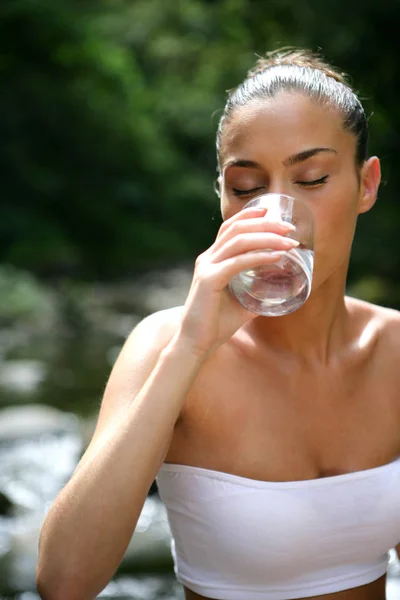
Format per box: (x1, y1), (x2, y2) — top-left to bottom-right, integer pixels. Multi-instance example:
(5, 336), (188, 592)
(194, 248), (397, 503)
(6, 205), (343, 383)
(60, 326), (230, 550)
(220, 198), (229, 220)
(313, 186), (359, 262)
(220, 196), (244, 221)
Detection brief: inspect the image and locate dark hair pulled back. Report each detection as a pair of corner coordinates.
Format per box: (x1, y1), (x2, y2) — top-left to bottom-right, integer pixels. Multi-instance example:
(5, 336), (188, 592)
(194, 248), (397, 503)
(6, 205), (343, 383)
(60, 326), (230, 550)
(216, 48), (368, 174)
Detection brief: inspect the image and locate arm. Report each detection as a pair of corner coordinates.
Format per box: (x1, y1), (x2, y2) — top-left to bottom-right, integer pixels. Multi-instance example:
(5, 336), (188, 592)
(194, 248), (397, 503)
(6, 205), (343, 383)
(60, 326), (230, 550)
(36, 308), (204, 600)
(36, 207), (296, 600)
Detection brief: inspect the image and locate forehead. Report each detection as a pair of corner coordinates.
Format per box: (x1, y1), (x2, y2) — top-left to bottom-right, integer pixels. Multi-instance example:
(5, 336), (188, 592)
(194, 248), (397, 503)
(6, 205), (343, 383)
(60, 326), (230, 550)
(220, 92), (354, 168)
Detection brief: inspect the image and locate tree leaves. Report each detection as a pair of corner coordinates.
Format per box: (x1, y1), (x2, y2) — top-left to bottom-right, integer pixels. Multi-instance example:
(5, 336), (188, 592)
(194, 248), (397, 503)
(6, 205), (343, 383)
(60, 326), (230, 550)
(0, 0), (399, 302)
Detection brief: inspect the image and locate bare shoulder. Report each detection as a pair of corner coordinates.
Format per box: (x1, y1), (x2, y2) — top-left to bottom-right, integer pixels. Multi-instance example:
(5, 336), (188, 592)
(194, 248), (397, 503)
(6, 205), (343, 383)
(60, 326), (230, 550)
(104, 304), (185, 401)
(104, 306), (184, 373)
(124, 305), (185, 354)
(346, 295), (400, 352)
(103, 305), (186, 401)
(76, 306), (186, 462)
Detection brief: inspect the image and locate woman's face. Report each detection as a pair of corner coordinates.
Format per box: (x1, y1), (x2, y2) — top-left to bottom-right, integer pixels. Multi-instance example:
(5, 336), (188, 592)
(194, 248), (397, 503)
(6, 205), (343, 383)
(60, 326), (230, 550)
(219, 92), (380, 291)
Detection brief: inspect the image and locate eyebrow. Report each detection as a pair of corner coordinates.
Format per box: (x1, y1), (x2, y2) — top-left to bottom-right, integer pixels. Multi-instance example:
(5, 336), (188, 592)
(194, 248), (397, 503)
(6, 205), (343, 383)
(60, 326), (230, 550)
(283, 147), (338, 166)
(224, 147), (337, 171)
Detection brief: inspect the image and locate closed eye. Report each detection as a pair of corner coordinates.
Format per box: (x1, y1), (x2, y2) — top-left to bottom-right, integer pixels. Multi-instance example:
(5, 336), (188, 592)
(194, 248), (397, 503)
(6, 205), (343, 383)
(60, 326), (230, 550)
(232, 186), (265, 197)
(296, 175), (329, 187)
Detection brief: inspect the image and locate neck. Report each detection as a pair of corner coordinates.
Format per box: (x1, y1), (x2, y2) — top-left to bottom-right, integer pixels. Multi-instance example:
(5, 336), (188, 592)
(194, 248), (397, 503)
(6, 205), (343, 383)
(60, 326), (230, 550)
(248, 267), (350, 365)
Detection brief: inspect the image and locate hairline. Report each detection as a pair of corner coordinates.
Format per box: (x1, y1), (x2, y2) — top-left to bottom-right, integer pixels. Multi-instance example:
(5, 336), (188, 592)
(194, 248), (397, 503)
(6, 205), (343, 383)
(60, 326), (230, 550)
(217, 91), (364, 175)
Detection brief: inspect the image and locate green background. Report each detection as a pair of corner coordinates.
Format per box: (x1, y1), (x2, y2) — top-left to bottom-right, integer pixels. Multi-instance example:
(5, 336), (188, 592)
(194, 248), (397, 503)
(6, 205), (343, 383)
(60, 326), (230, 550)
(1, 0), (399, 303)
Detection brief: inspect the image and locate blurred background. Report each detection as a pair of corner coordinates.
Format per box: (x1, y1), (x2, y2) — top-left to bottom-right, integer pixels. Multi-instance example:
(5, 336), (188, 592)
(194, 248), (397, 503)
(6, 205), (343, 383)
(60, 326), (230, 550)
(1, 0), (400, 598)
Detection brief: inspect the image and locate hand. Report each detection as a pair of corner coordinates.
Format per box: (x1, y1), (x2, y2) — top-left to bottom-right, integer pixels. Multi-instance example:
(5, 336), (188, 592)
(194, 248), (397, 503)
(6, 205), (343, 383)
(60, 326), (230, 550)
(173, 206), (298, 359)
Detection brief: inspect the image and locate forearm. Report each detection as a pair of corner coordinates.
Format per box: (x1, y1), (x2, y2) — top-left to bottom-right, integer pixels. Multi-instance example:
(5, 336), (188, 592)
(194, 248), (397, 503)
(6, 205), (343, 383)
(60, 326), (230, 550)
(36, 338), (204, 600)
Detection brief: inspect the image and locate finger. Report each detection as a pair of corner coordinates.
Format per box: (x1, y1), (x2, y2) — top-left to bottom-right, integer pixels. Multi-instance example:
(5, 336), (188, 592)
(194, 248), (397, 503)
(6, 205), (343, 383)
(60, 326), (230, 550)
(212, 216), (295, 253)
(211, 232), (299, 263)
(210, 250), (287, 292)
(216, 207), (268, 239)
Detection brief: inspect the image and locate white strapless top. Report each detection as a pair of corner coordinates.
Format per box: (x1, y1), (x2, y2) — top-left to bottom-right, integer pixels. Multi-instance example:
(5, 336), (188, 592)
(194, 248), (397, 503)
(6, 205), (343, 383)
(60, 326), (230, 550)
(156, 458), (400, 599)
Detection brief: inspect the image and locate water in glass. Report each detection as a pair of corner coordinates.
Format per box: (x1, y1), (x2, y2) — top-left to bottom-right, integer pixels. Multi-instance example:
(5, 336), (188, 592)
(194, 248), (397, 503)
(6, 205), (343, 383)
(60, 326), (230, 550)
(229, 246), (314, 317)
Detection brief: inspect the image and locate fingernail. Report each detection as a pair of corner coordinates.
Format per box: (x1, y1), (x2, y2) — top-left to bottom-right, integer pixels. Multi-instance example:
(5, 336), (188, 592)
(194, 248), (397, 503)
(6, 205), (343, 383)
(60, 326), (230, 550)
(266, 251), (286, 260)
(285, 238), (300, 247)
(282, 222), (296, 231)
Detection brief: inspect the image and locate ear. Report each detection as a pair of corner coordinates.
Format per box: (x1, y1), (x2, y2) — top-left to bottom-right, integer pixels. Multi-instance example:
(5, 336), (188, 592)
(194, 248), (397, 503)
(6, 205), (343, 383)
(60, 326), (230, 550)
(214, 175), (222, 198)
(357, 156), (381, 215)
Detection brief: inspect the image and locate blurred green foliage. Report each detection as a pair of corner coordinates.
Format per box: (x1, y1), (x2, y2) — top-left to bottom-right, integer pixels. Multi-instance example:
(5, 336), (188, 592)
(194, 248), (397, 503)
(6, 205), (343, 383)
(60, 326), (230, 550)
(0, 264), (52, 323)
(0, 0), (399, 301)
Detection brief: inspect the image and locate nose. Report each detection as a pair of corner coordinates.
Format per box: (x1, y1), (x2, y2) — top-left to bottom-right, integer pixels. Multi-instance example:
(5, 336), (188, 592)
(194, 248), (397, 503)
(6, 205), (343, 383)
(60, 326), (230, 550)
(266, 177), (291, 197)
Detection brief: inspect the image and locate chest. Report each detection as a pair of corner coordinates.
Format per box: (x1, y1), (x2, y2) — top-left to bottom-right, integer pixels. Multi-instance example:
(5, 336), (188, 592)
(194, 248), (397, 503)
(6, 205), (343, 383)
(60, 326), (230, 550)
(169, 346), (400, 480)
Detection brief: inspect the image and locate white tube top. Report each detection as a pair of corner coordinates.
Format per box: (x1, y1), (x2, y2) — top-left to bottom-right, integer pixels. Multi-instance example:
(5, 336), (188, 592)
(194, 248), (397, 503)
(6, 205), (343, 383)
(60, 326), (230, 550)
(156, 457), (400, 599)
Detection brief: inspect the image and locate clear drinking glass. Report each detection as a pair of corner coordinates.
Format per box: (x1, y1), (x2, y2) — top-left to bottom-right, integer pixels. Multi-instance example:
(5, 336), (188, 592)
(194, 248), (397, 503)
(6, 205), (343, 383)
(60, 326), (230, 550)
(229, 193), (314, 316)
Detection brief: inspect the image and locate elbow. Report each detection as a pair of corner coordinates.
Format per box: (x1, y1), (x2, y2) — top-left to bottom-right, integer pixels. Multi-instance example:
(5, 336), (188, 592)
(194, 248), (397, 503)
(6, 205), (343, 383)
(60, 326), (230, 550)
(36, 559), (105, 600)
(36, 564), (56, 600)
(36, 567), (83, 600)
(36, 579), (59, 600)
(36, 579), (57, 600)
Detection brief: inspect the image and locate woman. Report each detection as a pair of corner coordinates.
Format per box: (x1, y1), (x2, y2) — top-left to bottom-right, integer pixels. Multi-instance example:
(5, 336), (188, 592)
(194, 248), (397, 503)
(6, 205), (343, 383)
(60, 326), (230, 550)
(36, 49), (400, 600)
